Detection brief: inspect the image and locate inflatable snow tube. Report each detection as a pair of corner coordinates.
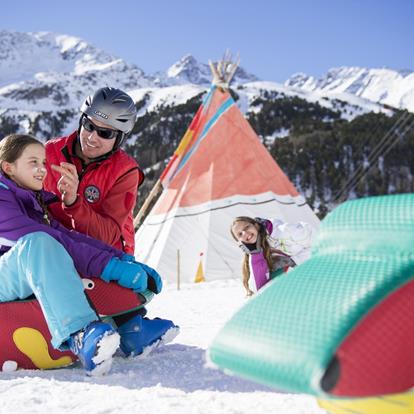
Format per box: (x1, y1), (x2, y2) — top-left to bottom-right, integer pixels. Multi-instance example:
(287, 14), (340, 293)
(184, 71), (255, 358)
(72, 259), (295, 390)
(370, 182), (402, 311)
(0, 278), (153, 371)
(209, 194), (414, 402)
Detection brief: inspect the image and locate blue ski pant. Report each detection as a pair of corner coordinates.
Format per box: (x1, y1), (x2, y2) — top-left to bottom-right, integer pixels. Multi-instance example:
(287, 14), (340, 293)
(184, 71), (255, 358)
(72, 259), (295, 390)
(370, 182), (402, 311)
(0, 232), (98, 349)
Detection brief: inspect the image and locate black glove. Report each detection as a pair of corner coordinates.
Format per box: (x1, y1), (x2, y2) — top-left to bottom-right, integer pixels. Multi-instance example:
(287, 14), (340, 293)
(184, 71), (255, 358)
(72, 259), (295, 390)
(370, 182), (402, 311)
(238, 233), (262, 254)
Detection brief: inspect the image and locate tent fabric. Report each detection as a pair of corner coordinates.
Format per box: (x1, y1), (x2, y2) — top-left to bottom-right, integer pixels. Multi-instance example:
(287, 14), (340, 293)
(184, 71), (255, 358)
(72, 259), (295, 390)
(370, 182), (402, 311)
(135, 86), (320, 283)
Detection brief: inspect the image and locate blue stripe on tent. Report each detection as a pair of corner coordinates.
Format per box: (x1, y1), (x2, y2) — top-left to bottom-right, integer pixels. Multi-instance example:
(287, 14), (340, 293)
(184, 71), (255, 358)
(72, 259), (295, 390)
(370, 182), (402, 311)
(202, 86), (215, 106)
(172, 95), (234, 179)
(199, 97), (234, 141)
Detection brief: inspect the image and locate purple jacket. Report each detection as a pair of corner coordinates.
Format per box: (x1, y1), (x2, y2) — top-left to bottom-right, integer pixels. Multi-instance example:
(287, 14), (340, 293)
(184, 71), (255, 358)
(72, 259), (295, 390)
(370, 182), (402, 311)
(0, 174), (123, 277)
(247, 218), (307, 292)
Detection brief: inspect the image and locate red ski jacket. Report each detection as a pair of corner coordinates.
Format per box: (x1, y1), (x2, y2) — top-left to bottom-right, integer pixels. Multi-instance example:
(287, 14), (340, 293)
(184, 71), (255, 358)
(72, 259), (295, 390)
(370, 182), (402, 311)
(44, 132), (144, 254)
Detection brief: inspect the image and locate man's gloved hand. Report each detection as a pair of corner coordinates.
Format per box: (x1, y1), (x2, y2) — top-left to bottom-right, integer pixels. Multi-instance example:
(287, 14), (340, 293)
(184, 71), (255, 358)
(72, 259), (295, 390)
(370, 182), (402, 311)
(113, 255), (163, 294)
(101, 257), (148, 292)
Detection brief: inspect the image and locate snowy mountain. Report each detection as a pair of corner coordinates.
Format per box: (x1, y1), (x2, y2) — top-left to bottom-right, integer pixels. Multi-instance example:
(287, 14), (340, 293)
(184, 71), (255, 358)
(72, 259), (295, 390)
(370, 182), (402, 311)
(0, 31), (263, 137)
(0, 32), (152, 109)
(0, 30), (396, 141)
(153, 53), (259, 86)
(0, 30), (153, 94)
(285, 67), (414, 113)
(0, 30), (157, 136)
(235, 81), (392, 122)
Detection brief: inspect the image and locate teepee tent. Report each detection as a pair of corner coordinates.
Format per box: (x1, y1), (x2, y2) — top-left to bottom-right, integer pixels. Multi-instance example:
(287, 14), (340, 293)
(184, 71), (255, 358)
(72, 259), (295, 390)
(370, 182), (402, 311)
(134, 57), (320, 284)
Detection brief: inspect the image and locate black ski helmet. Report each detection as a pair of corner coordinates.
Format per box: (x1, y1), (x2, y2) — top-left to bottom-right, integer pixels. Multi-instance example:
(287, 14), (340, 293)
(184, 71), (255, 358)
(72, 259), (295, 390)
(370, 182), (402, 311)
(80, 87), (137, 150)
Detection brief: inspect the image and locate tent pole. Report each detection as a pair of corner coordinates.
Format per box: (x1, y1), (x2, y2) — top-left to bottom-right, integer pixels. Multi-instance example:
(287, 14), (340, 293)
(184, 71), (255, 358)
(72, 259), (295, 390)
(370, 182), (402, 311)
(133, 179), (162, 229)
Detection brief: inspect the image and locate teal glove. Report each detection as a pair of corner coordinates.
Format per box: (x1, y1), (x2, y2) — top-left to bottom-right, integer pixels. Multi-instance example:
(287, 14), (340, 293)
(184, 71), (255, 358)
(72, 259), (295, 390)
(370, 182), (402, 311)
(111, 255), (163, 294)
(101, 257), (148, 292)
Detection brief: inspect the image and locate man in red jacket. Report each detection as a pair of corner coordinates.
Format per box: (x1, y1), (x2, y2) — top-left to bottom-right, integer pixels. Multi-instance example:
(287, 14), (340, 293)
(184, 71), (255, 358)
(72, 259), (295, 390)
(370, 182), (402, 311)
(44, 87), (178, 358)
(44, 87), (143, 254)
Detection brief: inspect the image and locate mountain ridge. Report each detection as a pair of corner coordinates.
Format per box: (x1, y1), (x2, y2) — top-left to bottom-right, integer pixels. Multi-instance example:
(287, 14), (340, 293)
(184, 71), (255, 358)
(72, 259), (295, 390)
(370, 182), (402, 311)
(0, 30), (399, 140)
(285, 66), (414, 113)
(0, 29), (413, 217)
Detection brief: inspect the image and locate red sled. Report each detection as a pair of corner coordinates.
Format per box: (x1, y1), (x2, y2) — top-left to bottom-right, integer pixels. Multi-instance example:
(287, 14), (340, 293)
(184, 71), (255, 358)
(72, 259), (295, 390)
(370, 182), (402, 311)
(0, 277), (150, 371)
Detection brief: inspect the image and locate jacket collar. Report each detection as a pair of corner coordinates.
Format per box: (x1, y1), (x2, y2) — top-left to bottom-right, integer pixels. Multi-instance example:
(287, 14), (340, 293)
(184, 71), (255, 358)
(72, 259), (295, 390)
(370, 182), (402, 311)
(0, 173), (57, 206)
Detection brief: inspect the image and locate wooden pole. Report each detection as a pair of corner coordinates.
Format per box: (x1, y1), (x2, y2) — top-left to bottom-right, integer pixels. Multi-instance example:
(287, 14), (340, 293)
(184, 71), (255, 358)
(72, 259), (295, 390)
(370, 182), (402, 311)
(133, 178), (162, 229)
(208, 51), (240, 91)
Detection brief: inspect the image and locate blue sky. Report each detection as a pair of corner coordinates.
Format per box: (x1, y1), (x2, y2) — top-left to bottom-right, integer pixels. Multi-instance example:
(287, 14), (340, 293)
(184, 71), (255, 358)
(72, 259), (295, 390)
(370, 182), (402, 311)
(2, 0), (413, 82)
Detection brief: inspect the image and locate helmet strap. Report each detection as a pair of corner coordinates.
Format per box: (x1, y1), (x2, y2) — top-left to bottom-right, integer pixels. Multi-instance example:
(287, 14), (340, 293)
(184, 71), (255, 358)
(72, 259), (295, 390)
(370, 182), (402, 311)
(113, 131), (127, 151)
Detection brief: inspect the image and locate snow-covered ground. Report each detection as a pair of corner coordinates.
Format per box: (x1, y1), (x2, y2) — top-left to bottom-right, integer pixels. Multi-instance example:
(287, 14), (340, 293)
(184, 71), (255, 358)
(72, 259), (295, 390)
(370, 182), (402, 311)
(0, 280), (325, 414)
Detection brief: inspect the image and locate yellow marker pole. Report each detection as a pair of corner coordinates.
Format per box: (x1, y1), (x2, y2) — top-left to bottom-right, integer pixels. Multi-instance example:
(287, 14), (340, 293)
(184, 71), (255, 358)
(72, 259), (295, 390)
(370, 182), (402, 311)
(195, 252), (206, 283)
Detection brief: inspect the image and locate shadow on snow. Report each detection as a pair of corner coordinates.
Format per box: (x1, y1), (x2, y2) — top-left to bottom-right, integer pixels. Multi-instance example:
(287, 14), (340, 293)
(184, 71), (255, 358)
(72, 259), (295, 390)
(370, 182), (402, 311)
(0, 344), (278, 394)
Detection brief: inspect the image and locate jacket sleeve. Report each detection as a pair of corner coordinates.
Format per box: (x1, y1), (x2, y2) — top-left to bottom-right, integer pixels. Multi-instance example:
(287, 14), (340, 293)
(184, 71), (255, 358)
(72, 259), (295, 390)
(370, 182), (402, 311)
(0, 188), (117, 277)
(61, 169), (139, 248)
(50, 219), (122, 256)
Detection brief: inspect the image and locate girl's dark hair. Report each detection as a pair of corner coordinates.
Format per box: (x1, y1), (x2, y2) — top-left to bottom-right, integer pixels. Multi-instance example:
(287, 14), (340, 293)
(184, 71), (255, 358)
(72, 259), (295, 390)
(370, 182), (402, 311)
(230, 216), (273, 296)
(0, 134), (43, 167)
(0, 134), (50, 224)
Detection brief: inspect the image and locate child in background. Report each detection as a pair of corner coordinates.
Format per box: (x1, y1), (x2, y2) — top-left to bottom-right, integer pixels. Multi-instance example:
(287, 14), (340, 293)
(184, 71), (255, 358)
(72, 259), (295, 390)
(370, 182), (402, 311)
(0, 134), (176, 376)
(230, 216), (314, 296)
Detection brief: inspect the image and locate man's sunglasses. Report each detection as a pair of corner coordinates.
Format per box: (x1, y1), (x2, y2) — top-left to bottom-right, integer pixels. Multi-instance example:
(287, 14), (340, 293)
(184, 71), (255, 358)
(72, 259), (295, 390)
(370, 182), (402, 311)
(81, 116), (120, 140)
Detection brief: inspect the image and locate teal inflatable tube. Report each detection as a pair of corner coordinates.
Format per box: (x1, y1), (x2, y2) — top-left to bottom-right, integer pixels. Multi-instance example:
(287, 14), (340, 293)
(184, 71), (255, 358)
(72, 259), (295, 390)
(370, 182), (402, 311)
(208, 194), (414, 396)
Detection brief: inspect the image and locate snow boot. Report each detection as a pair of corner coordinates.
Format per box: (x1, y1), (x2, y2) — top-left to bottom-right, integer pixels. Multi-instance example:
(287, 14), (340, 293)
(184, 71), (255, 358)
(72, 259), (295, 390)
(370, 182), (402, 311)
(68, 321), (120, 376)
(118, 315), (179, 357)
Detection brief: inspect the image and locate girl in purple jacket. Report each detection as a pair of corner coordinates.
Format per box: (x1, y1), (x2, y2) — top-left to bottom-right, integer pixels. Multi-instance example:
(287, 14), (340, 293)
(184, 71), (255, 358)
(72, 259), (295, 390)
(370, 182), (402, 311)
(0, 134), (173, 375)
(231, 216), (314, 296)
